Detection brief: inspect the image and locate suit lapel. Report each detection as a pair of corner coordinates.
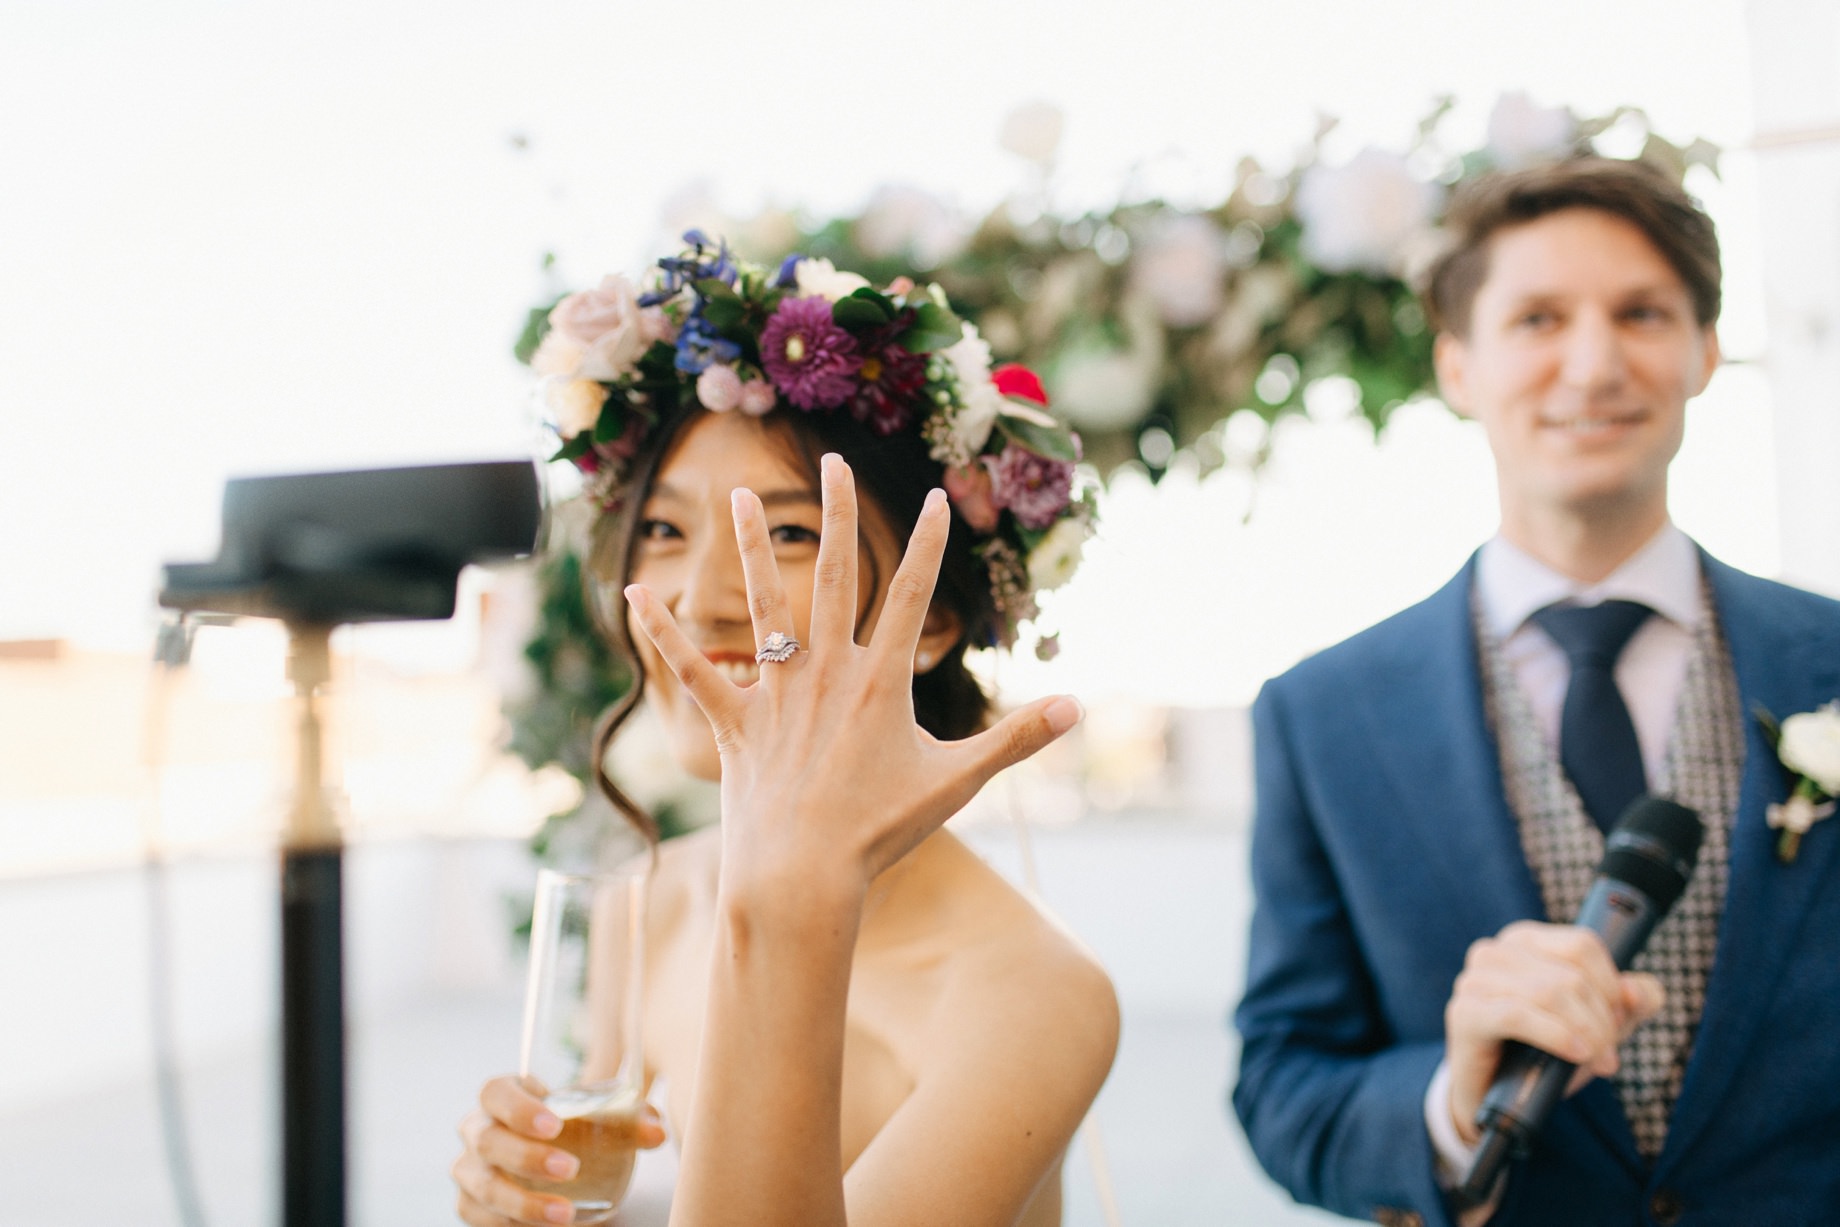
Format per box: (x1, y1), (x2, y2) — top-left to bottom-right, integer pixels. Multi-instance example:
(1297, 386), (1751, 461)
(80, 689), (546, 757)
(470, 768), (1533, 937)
(1660, 556), (1840, 1169)
(1351, 559), (1545, 941)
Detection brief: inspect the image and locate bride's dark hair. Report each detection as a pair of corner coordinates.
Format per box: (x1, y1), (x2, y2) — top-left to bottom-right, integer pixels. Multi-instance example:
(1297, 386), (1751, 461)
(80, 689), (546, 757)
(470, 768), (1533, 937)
(584, 404), (1000, 844)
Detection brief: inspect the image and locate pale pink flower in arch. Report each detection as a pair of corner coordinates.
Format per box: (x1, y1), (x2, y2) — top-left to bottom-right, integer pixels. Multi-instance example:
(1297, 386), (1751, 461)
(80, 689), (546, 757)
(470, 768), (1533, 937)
(1295, 149), (1441, 277)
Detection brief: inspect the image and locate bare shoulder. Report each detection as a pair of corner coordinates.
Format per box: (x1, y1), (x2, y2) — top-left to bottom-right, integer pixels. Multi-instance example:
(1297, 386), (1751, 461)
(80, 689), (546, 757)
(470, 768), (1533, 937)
(933, 839), (1121, 1077)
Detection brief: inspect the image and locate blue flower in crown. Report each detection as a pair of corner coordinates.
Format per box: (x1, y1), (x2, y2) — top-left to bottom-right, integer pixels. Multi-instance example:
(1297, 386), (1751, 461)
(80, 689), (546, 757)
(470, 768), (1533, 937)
(674, 314), (741, 374)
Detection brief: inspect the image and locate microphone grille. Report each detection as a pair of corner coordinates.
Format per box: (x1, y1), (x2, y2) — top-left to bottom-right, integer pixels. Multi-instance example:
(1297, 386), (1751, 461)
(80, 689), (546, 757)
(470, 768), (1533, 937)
(1598, 797), (1704, 913)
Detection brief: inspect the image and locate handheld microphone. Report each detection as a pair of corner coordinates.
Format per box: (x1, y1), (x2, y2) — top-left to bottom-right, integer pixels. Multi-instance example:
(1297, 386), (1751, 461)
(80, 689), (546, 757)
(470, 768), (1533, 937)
(1457, 796), (1704, 1205)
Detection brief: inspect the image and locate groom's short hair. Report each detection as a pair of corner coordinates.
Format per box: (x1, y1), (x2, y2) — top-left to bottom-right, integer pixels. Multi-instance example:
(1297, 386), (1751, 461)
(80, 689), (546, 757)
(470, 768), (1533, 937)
(1424, 156), (1722, 338)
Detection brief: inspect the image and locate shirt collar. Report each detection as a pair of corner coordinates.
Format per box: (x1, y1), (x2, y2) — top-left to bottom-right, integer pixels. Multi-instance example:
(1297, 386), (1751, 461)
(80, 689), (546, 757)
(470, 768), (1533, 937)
(1476, 523), (1703, 642)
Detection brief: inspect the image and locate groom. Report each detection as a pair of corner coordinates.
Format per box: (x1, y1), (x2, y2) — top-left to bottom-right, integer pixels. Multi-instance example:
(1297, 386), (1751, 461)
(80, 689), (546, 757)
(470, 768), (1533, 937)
(1232, 157), (1840, 1226)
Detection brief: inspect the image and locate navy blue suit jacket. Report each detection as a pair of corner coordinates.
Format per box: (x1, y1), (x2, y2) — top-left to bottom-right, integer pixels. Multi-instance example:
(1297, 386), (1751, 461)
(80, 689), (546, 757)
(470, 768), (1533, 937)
(1232, 553), (1840, 1225)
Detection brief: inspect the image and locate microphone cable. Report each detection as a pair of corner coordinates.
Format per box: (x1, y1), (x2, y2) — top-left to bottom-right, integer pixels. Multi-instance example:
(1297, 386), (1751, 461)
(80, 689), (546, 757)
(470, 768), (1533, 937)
(142, 612), (228, 1227)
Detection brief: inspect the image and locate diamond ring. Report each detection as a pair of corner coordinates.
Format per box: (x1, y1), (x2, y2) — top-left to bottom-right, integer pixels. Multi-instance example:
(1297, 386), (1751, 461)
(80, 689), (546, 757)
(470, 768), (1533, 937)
(755, 631), (801, 664)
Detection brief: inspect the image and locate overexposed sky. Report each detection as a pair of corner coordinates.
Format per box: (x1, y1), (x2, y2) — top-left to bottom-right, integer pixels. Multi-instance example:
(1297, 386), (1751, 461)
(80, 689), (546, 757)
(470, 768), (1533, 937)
(0, 0), (1775, 704)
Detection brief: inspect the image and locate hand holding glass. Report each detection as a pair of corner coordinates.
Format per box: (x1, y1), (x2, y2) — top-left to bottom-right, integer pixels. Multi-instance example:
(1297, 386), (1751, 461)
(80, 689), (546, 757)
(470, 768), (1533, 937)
(513, 867), (648, 1224)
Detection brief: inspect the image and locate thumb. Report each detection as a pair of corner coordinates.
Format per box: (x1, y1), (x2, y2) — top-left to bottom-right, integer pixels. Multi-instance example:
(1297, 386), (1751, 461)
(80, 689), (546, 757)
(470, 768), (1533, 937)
(1619, 972), (1666, 1030)
(960, 694), (1084, 783)
(636, 1102), (669, 1151)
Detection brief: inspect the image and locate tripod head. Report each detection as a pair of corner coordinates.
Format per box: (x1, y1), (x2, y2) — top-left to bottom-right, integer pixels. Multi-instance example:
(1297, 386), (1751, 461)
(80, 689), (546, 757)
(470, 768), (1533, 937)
(159, 459), (542, 624)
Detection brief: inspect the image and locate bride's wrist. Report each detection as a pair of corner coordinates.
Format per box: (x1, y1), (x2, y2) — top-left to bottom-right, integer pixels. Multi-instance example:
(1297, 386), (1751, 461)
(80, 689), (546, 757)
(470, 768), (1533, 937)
(717, 849), (868, 942)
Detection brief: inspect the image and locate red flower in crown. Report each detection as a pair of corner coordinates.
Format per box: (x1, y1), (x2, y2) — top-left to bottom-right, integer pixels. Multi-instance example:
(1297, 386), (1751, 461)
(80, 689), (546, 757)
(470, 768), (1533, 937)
(992, 363), (1049, 405)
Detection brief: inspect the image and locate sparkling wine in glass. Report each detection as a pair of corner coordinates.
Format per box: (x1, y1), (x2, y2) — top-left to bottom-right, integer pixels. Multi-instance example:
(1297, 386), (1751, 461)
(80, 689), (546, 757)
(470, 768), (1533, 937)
(515, 867), (647, 1224)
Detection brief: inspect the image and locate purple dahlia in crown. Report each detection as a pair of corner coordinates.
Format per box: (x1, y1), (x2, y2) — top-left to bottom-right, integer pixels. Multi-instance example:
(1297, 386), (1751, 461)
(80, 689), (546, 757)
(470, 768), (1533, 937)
(759, 296), (859, 409)
(513, 232), (1097, 655)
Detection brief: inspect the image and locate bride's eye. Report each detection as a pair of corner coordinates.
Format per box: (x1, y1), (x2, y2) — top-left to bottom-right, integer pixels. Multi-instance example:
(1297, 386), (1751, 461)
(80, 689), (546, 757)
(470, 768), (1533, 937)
(770, 523), (820, 546)
(637, 518), (682, 541)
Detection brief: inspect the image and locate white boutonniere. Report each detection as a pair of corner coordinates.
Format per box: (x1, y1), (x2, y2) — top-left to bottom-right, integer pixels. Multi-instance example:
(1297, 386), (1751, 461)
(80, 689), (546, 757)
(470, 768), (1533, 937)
(1757, 702), (1840, 863)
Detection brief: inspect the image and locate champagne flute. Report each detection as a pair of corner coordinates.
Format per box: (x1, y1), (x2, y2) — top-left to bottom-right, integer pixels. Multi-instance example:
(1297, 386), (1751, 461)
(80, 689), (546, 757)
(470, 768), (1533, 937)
(515, 867), (648, 1224)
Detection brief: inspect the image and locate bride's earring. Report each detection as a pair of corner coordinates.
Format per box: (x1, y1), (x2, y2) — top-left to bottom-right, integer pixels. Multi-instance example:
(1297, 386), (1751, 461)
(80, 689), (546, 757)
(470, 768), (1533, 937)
(915, 650), (935, 673)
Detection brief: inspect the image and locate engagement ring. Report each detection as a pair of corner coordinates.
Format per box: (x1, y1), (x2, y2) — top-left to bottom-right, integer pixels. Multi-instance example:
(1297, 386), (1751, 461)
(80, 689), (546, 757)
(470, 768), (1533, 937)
(755, 632), (801, 664)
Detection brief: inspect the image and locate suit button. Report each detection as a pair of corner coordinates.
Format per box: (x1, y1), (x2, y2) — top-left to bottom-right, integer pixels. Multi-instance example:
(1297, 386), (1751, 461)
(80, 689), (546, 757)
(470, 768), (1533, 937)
(1649, 1190), (1685, 1225)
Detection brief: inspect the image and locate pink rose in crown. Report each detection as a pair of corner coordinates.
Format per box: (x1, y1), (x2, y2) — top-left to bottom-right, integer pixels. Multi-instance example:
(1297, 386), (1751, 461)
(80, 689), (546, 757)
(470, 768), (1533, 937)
(943, 463), (1000, 532)
(549, 275), (652, 382)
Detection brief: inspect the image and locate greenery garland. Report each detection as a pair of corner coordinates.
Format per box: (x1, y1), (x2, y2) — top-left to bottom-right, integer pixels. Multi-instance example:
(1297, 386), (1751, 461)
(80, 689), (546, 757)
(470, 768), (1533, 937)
(732, 94), (1715, 476)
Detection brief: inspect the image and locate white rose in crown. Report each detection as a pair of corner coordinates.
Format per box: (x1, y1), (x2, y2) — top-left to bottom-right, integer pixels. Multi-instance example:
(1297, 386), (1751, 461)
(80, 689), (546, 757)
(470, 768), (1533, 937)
(794, 258), (871, 303)
(1765, 701), (1840, 862)
(548, 378), (610, 437)
(1027, 516), (1091, 593)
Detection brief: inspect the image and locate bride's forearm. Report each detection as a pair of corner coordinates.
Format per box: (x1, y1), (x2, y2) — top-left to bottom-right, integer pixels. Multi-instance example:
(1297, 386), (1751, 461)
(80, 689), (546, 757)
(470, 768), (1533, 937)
(669, 864), (866, 1227)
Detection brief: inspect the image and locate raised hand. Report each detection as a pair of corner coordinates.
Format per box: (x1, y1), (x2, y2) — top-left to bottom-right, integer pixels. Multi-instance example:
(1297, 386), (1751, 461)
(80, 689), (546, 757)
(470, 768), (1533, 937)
(623, 453), (1083, 899)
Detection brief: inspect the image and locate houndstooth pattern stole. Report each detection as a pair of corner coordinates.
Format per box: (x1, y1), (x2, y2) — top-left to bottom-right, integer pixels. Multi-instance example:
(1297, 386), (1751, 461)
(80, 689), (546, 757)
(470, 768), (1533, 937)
(1475, 585), (1742, 1160)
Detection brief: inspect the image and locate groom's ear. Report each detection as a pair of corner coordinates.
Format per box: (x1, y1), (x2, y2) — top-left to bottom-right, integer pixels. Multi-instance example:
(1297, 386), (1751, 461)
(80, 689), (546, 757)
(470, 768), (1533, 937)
(1433, 331), (1472, 418)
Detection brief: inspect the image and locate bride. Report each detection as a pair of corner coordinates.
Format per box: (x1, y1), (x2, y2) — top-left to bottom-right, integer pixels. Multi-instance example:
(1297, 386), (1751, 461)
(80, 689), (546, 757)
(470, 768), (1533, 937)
(453, 237), (1119, 1227)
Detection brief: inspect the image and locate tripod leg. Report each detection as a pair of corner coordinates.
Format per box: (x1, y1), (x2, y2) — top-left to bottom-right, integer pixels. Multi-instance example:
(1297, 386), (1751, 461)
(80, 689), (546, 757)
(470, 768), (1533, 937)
(282, 846), (345, 1227)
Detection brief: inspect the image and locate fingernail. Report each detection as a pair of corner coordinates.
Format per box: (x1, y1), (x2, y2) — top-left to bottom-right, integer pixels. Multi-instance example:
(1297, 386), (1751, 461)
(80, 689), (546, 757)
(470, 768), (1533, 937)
(622, 584), (644, 607)
(731, 488), (754, 519)
(532, 1110), (562, 1138)
(823, 452), (843, 477)
(545, 1151), (578, 1179)
(547, 1200), (575, 1223)
(1044, 696), (1083, 735)
(925, 487), (947, 514)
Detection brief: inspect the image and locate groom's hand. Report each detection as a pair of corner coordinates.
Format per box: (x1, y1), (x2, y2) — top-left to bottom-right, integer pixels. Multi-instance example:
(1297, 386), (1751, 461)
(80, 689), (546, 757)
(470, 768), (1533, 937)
(1443, 920), (1665, 1146)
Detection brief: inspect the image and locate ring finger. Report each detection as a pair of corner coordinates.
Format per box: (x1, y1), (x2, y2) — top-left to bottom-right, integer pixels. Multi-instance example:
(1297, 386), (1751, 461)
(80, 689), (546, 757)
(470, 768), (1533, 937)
(729, 488), (800, 674)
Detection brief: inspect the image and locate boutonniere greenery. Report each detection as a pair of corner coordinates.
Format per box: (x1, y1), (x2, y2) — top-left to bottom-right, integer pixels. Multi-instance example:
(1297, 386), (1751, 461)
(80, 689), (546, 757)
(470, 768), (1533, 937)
(1755, 702), (1840, 863)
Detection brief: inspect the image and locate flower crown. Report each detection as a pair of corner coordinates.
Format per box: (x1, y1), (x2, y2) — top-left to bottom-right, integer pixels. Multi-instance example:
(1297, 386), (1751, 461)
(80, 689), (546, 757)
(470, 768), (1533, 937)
(517, 232), (1095, 658)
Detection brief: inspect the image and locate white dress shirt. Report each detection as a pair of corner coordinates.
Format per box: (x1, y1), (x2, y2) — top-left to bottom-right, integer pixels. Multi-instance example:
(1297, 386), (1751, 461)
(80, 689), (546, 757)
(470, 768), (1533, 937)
(1424, 523), (1705, 1199)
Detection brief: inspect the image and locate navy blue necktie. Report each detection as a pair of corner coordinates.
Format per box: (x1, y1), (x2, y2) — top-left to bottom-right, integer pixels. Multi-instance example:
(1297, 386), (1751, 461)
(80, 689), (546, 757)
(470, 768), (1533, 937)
(1530, 599), (1654, 833)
